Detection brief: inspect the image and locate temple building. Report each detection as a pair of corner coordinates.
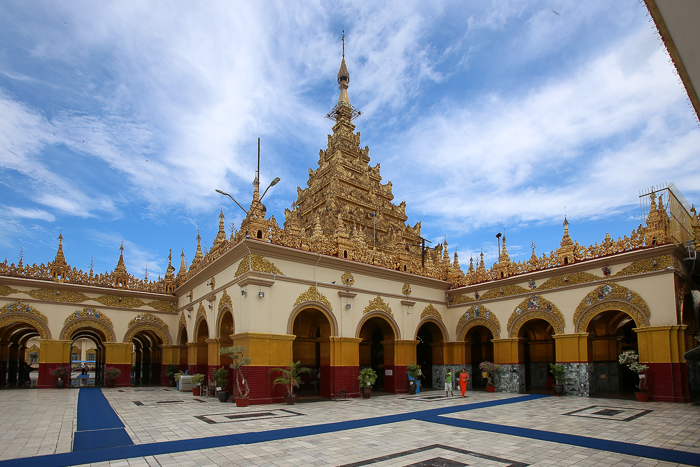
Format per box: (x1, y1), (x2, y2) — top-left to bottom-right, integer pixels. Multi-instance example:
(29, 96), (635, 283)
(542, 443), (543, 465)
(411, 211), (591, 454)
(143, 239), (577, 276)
(1, 40), (699, 404)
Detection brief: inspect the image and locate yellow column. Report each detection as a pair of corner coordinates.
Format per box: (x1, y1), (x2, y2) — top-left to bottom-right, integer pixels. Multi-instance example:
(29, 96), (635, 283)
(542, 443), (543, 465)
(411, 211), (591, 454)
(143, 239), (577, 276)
(161, 345), (180, 366)
(444, 342), (466, 366)
(37, 339), (72, 388)
(329, 337), (362, 367)
(231, 332), (294, 367)
(493, 338), (524, 364)
(391, 340), (418, 367)
(553, 333), (589, 363)
(635, 325), (688, 402)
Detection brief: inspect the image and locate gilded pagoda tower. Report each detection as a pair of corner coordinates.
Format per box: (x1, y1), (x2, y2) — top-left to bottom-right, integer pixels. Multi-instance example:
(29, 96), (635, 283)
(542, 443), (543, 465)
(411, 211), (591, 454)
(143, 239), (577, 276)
(288, 36), (425, 269)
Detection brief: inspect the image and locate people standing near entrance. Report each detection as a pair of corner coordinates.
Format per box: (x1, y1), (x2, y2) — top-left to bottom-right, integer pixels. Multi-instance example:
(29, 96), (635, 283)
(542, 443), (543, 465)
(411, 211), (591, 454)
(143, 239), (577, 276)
(445, 369), (454, 397)
(81, 362), (88, 376)
(415, 365), (424, 394)
(459, 368), (469, 398)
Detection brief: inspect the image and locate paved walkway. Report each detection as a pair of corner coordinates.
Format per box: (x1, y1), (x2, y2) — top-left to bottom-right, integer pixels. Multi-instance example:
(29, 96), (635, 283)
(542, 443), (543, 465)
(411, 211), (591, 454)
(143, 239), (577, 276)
(0, 387), (698, 466)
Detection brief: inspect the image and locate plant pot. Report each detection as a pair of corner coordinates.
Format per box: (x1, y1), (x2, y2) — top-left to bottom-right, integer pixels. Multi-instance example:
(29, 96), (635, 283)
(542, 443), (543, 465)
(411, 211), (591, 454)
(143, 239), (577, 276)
(284, 393), (298, 405)
(361, 387), (372, 399)
(56, 378), (65, 389)
(105, 378), (115, 388)
(408, 381), (416, 395)
(485, 385), (496, 393)
(553, 384), (564, 396)
(216, 391), (229, 403)
(168, 379), (176, 387)
(192, 387), (201, 396)
(235, 397), (249, 407)
(635, 392), (649, 402)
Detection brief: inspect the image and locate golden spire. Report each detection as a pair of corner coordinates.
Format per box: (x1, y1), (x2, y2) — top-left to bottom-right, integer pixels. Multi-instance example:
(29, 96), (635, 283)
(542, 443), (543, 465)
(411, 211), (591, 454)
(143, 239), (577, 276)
(51, 231), (69, 282)
(337, 30), (350, 105)
(213, 209), (227, 250)
(178, 249), (187, 276)
(113, 241), (129, 288)
(192, 231), (203, 267)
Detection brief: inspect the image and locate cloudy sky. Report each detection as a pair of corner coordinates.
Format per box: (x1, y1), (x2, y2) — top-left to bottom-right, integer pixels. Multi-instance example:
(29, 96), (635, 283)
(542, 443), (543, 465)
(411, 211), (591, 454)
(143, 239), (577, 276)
(1, 1), (698, 281)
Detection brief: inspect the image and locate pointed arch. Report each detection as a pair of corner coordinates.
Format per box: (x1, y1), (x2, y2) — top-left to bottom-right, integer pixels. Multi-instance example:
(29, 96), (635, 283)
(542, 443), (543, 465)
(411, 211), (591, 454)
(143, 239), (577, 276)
(456, 305), (501, 340)
(355, 311), (401, 340)
(287, 301), (338, 337)
(574, 283), (651, 333)
(60, 307), (115, 342)
(123, 313), (171, 345)
(415, 316), (448, 342)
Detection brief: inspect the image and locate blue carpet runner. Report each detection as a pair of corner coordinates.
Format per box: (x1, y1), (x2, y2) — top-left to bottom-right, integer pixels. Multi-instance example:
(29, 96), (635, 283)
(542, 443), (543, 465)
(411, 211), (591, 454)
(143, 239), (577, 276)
(1, 393), (698, 466)
(72, 387), (133, 451)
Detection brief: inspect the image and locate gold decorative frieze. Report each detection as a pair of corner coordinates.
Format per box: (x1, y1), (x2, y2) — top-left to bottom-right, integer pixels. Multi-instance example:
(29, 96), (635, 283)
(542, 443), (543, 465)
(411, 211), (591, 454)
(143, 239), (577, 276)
(364, 295), (393, 317)
(402, 283), (412, 296)
(456, 304), (501, 340)
(507, 294), (565, 336)
(613, 255), (675, 278)
(480, 284), (528, 300)
(146, 300), (177, 312)
(0, 285), (19, 296)
(234, 254), (284, 277)
(293, 285), (333, 311)
(218, 289), (232, 312)
(27, 288), (89, 303)
(95, 295), (145, 308)
(179, 311), (186, 328)
(61, 319), (115, 342)
(63, 306), (113, 327)
(1, 300), (48, 322)
(420, 303), (441, 321)
(536, 272), (601, 292)
(341, 271), (355, 287)
(128, 312), (169, 330)
(450, 294), (475, 305)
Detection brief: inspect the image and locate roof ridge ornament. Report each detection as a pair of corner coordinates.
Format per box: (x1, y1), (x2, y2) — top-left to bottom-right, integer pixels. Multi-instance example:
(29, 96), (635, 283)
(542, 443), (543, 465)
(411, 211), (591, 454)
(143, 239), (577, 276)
(326, 30), (361, 122)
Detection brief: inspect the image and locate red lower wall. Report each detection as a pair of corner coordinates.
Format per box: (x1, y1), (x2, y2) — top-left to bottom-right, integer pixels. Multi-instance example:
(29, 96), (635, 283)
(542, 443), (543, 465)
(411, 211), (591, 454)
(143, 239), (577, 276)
(648, 362), (689, 402)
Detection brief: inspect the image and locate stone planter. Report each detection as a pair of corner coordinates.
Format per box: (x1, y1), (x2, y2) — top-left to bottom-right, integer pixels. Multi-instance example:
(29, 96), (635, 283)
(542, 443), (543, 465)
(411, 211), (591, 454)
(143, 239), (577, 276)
(216, 391), (229, 403)
(361, 387), (372, 399)
(284, 393), (298, 405)
(554, 384), (564, 396)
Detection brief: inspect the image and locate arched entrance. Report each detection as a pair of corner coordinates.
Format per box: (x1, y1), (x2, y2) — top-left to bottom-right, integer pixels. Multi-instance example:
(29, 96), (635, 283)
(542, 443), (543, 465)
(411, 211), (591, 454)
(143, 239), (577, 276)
(193, 319), (209, 377)
(291, 307), (332, 398)
(519, 318), (555, 393)
(0, 322), (42, 388)
(177, 326), (188, 367)
(587, 310), (639, 398)
(465, 325), (494, 389)
(358, 315), (396, 391)
(66, 329), (107, 387)
(415, 320), (445, 389)
(132, 330), (163, 386)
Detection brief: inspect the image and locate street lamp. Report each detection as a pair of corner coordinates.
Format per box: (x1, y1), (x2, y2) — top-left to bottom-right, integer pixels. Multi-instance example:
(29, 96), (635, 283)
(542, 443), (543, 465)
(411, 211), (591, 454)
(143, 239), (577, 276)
(215, 189), (248, 215)
(260, 177), (281, 202)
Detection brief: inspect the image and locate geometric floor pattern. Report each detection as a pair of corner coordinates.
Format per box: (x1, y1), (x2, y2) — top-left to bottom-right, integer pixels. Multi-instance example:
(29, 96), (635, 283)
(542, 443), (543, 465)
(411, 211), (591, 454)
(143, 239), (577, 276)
(0, 387), (698, 466)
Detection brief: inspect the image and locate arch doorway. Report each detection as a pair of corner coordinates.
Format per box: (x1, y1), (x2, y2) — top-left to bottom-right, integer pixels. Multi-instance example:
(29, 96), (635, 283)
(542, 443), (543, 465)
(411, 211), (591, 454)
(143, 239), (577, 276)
(587, 310), (639, 398)
(132, 330), (163, 386)
(415, 321), (445, 389)
(519, 319), (555, 393)
(0, 322), (42, 388)
(358, 316), (396, 391)
(291, 307), (332, 398)
(67, 328), (107, 387)
(177, 326), (188, 368)
(465, 325), (494, 389)
(193, 319), (209, 377)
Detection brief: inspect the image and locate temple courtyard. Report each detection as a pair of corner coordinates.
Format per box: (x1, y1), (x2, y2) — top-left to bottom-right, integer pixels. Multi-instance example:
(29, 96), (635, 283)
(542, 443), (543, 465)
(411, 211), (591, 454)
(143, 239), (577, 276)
(0, 388), (698, 467)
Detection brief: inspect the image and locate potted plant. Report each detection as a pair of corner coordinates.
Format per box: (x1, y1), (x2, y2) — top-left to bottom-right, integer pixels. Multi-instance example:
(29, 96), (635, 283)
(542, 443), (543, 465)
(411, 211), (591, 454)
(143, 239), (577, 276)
(619, 350), (649, 401)
(358, 367), (378, 399)
(164, 364), (179, 387)
(270, 361), (314, 405)
(50, 366), (69, 388)
(213, 366), (230, 402)
(221, 345), (252, 407)
(549, 363), (566, 396)
(173, 371), (184, 390)
(407, 362), (420, 395)
(479, 361), (501, 392)
(105, 367), (121, 388)
(190, 373), (205, 395)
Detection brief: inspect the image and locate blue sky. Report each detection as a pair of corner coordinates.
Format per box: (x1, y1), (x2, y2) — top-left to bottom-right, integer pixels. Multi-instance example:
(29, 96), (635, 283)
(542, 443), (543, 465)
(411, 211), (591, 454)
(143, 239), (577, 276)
(1, 1), (699, 282)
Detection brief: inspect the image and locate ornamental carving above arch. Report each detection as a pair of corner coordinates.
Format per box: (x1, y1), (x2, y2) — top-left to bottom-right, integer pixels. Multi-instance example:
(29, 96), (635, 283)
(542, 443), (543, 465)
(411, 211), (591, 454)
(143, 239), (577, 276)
(293, 285), (333, 312)
(0, 300), (51, 339)
(507, 294), (565, 337)
(420, 303), (442, 321)
(363, 295), (393, 317)
(456, 304), (501, 340)
(123, 323), (171, 345)
(573, 282), (651, 333)
(61, 318), (115, 342)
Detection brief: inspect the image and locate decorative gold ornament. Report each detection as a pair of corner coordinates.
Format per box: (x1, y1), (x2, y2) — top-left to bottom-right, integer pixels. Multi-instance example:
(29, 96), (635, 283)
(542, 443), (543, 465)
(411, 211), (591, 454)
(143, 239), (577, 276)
(341, 271), (355, 287)
(0, 301), (50, 338)
(363, 295), (393, 316)
(573, 282), (650, 332)
(420, 303), (441, 321)
(234, 254), (284, 277)
(293, 285), (333, 311)
(218, 289), (232, 312)
(456, 304), (501, 340)
(128, 312), (169, 330)
(402, 283), (412, 296)
(63, 306), (113, 327)
(507, 295), (565, 337)
(0, 285), (19, 296)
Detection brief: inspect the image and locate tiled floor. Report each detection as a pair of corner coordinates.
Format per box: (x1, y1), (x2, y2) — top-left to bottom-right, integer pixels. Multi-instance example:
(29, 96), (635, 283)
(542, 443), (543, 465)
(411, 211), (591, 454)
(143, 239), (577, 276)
(0, 388), (698, 466)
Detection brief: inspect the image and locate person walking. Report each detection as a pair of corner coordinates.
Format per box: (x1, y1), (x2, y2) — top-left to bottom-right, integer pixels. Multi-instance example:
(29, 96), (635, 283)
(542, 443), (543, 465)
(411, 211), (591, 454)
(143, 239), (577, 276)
(445, 369), (454, 397)
(459, 368), (469, 398)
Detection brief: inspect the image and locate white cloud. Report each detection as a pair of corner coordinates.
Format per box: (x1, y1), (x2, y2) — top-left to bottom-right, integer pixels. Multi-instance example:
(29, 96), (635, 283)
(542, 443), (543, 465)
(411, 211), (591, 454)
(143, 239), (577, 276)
(6, 206), (55, 222)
